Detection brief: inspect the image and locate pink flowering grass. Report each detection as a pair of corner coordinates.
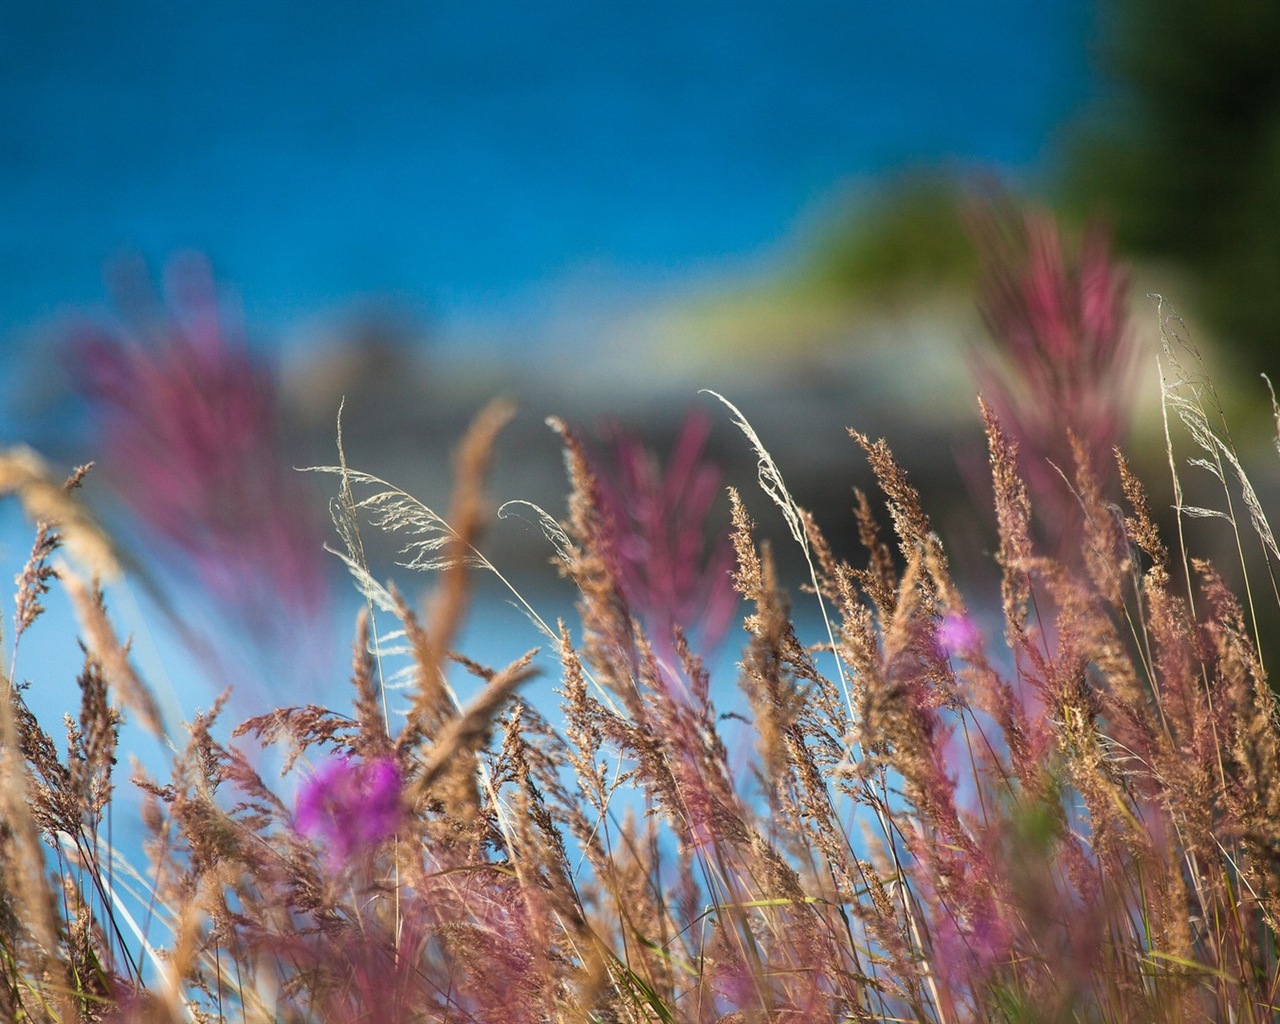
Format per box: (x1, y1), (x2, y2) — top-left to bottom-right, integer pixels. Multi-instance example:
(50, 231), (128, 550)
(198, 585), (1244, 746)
(968, 201), (1137, 551)
(69, 253), (330, 644)
(587, 408), (738, 654)
(4, 209), (1280, 1022)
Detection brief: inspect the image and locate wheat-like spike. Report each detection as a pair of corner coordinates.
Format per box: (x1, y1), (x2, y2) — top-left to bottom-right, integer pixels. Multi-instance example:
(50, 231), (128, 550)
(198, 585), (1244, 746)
(700, 389), (855, 724)
(62, 567), (166, 740)
(0, 446), (120, 582)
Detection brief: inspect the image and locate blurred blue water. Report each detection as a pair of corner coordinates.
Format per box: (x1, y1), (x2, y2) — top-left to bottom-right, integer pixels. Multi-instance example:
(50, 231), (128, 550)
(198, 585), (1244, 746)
(1, 0), (1095, 357)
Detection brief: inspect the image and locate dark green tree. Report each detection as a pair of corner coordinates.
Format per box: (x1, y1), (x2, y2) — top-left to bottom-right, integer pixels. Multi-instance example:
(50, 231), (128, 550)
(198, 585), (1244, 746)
(1066, 0), (1280, 374)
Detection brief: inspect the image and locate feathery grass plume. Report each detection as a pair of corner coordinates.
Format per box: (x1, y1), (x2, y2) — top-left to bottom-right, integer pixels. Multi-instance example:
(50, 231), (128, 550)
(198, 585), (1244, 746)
(980, 396), (1035, 648)
(0, 669), (68, 1021)
(969, 200), (1136, 551)
(63, 571), (166, 742)
(546, 415), (650, 719)
(704, 389), (855, 718)
(308, 400), (537, 722)
(1154, 298), (1280, 667)
(1, 447), (120, 586)
(10, 461), (95, 674)
(68, 253), (329, 648)
(586, 409), (737, 654)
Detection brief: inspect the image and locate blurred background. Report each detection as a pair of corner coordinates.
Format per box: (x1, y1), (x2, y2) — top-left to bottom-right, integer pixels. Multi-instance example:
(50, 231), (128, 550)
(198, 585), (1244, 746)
(3, 0), (1280, 713)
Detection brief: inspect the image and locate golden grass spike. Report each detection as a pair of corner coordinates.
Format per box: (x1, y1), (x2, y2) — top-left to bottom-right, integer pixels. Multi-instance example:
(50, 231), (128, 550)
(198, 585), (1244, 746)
(406, 648), (537, 803)
(421, 399), (517, 677)
(63, 568), (166, 740)
(980, 396), (1033, 646)
(703, 389), (855, 721)
(0, 679), (61, 965)
(0, 446), (120, 582)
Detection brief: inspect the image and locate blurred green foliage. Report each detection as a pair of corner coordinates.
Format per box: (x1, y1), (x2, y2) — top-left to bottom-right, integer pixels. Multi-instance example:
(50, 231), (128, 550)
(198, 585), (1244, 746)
(798, 177), (978, 303)
(1065, 0), (1280, 375)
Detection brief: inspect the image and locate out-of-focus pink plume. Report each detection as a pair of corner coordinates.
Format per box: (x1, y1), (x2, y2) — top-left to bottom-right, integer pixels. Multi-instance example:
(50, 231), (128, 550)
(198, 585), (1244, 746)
(69, 253), (329, 644)
(969, 203), (1135, 548)
(590, 409), (737, 654)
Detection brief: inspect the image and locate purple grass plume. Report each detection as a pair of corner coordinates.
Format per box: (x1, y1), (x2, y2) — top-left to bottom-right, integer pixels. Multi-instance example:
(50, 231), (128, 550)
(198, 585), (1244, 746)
(69, 253), (329, 636)
(294, 754), (402, 870)
(969, 202), (1135, 548)
(589, 408), (737, 653)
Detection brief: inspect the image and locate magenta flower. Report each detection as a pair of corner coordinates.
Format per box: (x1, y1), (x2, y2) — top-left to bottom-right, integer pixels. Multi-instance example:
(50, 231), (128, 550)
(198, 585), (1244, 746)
(589, 409), (737, 652)
(294, 755), (402, 869)
(936, 612), (983, 659)
(969, 203), (1135, 547)
(68, 253), (329, 636)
